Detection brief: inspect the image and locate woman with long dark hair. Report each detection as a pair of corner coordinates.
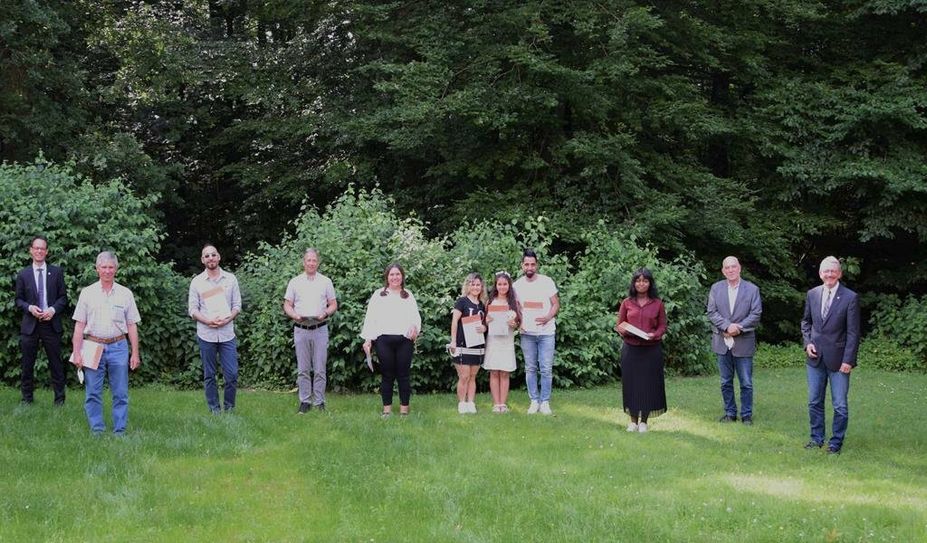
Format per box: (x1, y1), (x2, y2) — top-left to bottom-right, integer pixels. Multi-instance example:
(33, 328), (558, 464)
(482, 271), (521, 413)
(615, 268), (668, 432)
(361, 263), (422, 417)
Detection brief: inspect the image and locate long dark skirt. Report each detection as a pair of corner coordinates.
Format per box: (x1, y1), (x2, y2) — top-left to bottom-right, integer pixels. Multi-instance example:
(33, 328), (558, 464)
(620, 343), (667, 418)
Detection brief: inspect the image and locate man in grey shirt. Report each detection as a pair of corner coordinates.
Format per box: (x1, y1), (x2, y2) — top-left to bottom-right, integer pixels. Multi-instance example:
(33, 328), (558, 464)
(188, 244), (242, 413)
(284, 248), (338, 413)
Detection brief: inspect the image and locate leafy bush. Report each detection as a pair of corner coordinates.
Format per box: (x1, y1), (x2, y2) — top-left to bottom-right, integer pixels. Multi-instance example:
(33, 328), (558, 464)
(754, 339), (923, 372)
(0, 161), (199, 387)
(870, 295), (927, 364)
(236, 189), (713, 392)
(558, 225), (712, 383)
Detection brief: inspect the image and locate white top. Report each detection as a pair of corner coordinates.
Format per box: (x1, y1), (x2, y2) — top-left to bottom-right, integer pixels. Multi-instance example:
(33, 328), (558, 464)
(821, 282), (840, 317)
(188, 269), (242, 342)
(32, 265), (48, 310)
(73, 281), (141, 338)
(284, 272), (337, 320)
(360, 288), (422, 340)
(727, 281), (739, 314)
(513, 274), (558, 335)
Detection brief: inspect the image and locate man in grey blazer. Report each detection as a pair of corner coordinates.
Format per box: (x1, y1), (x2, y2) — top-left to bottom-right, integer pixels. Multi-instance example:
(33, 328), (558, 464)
(707, 256), (762, 424)
(800, 256), (860, 454)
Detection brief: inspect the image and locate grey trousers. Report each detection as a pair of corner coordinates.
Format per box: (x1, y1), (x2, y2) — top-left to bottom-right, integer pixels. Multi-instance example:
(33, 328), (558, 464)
(295, 325), (329, 405)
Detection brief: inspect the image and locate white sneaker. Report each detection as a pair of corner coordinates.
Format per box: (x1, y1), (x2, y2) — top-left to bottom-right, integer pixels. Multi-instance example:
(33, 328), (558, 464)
(527, 401), (540, 414)
(638, 422), (648, 433)
(458, 402), (467, 414)
(539, 401), (552, 415)
(626, 422), (638, 432)
(467, 402), (477, 414)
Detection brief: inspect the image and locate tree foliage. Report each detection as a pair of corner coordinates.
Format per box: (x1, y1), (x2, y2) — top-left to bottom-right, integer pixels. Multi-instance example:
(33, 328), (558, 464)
(1, 0), (925, 342)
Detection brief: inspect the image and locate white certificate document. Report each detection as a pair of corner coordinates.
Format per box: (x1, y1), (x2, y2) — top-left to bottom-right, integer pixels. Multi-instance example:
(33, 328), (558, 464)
(69, 340), (103, 370)
(461, 315), (485, 347)
(521, 301), (544, 333)
(202, 286), (232, 319)
(487, 306), (511, 336)
(620, 322), (651, 340)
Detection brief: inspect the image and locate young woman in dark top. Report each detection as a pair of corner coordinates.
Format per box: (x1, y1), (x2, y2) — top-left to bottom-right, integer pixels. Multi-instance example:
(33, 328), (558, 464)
(449, 273), (487, 414)
(615, 268), (668, 433)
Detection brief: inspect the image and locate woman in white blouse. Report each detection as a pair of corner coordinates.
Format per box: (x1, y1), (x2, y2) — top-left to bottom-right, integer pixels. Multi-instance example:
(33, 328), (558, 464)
(362, 263), (422, 417)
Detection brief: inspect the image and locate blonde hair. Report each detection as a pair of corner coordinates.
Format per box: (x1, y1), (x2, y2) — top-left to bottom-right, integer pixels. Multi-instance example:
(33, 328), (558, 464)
(460, 272), (487, 304)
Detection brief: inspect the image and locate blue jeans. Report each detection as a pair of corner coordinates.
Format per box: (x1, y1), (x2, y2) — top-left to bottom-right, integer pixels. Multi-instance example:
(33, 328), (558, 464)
(84, 339), (129, 434)
(717, 352), (753, 418)
(807, 363), (850, 449)
(198, 337), (239, 412)
(520, 333), (555, 402)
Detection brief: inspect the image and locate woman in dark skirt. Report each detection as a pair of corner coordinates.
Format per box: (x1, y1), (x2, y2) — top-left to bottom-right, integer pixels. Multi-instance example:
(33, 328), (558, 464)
(615, 268), (668, 433)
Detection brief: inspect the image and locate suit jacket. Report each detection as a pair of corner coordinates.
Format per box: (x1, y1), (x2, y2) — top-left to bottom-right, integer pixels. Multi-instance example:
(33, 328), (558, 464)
(14, 264), (67, 335)
(707, 279), (762, 357)
(800, 283), (860, 371)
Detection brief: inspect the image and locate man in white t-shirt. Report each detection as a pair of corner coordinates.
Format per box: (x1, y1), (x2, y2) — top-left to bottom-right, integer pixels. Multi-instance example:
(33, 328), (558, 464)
(513, 249), (559, 415)
(283, 248), (338, 413)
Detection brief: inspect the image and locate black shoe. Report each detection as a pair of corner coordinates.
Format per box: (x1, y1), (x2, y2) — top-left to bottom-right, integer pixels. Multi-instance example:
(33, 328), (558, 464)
(316, 402), (326, 411)
(827, 446), (841, 455)
(741, 416), (753, 426)
(298, 402), (310, 414)
(20, 398), (34, 406)
(718, 414), (737, 423)
(804, 441), (824, 450)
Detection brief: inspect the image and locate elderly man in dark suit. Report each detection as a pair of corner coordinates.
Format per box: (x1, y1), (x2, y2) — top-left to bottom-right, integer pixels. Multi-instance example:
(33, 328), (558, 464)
(707, 256), (763, 425)
(14, 236), (68, 405)
(801, 256), (860, 455)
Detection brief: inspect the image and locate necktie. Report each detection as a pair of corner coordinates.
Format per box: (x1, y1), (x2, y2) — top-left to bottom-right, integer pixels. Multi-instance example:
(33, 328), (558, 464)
(37, 268), (46, 311)
(822, 289), (832, 319)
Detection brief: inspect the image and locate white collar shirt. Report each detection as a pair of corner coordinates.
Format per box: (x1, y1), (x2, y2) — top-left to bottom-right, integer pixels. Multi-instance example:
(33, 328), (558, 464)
(72, 281), (141, 339)
(32, 264), (48, 310)
(188, 268), (242, 342)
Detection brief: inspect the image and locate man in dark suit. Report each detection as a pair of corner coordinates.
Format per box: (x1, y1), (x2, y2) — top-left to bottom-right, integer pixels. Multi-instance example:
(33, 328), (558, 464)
(800, 256), (860, 454)
(14, 236), (68, 405)
(707, 256), (763, 425)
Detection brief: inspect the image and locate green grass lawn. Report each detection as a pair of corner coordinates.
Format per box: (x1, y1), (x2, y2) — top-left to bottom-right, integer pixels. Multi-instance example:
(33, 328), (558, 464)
(2, 368), (925, 542)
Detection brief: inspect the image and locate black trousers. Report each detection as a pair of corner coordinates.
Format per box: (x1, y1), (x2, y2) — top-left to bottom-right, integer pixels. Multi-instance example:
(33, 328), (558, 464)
(20, 321), (66, 402)
(375, 335), (414, 407)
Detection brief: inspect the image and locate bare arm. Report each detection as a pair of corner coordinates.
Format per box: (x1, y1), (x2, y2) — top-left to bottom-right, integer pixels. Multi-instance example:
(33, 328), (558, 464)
(128, 322), (141, 370)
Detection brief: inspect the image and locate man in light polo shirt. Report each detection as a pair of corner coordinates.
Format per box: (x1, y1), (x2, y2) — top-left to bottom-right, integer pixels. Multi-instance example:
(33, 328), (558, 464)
(71, 251), (141, 435)
(188, 244), (242, 413)
(513, 249), (559, 415)
(283, 248), (337, 413)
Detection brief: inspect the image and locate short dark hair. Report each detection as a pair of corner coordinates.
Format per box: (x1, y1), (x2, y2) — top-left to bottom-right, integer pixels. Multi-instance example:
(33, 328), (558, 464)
(627, 267), (660, 300)
(522, 248), (538, 262)
(30, 235), (48, 248)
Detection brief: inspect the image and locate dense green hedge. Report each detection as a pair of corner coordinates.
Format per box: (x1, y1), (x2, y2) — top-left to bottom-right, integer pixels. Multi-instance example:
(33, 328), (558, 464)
(234, 187), (713, 392)
(17, 162), (922, 393)
(870, 295), (927, 366)
(754, 339), (924, 373)
(0, 162), (199, 388)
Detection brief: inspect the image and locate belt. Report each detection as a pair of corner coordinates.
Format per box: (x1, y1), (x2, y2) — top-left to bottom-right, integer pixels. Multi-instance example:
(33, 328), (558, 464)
(295, 321), (327, 331)
(84, 334), (126, 344)
(452, 347), (485, 356)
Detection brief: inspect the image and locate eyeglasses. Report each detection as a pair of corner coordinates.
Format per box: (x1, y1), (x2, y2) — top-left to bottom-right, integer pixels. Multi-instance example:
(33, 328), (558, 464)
(203, 253), (218, 258)
(494, 271), (510, 278)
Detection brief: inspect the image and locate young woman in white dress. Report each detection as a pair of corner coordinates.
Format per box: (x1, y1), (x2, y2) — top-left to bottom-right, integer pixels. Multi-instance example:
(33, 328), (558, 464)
(482, 272), (521, 413)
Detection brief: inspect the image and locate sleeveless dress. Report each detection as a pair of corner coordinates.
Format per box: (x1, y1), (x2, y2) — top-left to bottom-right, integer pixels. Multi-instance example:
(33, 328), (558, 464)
(482, 300), (516, 372)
